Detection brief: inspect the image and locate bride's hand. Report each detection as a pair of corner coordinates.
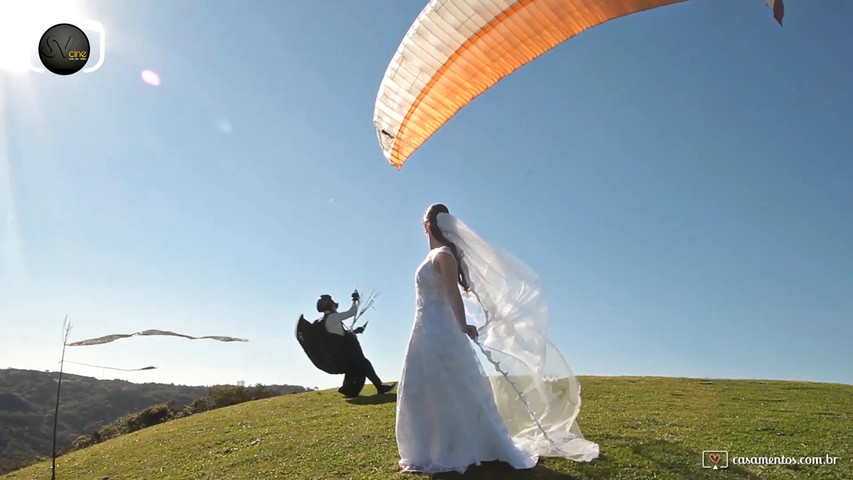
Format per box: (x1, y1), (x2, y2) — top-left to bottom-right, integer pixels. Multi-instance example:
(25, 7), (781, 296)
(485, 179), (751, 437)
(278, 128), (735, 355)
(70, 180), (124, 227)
(461, 324), (478, 340)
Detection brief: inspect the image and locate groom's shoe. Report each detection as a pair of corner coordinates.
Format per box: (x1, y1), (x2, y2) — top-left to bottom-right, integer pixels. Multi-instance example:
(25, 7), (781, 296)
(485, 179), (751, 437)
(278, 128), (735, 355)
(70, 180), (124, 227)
(376, 384), (394, 395)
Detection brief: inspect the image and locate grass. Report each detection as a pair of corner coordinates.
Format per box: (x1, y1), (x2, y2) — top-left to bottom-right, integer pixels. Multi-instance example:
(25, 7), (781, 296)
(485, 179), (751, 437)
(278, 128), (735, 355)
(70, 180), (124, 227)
(3, 376), (850, 479)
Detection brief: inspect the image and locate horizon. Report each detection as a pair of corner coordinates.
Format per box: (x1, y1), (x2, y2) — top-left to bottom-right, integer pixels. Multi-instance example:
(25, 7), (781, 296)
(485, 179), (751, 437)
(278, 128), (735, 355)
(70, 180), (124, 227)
(1, 0), (851, 390)
(4, 366), (850, 389)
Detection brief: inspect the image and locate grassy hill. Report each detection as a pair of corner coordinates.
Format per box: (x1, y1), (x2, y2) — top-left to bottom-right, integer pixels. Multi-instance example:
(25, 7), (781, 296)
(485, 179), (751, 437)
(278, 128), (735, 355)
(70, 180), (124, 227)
(0, 369), (310, 474)
(3, 377), (850, 479)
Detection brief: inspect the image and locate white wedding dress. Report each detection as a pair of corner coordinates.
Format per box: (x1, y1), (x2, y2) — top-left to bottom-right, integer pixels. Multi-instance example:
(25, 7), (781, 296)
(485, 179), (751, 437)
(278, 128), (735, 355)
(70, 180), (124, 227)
(395, 246), (538, 474)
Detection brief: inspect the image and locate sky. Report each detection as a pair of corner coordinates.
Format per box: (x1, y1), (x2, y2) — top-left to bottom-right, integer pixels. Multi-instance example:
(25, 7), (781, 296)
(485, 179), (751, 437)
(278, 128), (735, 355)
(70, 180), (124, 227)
(0, 0), (850, 391)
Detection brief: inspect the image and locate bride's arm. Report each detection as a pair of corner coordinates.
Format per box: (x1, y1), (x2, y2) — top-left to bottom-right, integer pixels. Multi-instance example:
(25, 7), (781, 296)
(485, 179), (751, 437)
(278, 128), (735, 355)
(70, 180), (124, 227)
(435, 252), (473, 336)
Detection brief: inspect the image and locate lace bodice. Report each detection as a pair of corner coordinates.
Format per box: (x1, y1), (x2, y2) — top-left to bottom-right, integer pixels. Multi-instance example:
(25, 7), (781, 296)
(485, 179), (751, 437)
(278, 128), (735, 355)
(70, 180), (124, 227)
(415, 246), (453, 308)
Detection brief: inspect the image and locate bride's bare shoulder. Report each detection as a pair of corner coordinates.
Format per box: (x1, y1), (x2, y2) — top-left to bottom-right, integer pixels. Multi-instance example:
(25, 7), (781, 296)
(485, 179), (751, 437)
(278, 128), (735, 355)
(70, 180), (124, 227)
(432, 246), (457, 271)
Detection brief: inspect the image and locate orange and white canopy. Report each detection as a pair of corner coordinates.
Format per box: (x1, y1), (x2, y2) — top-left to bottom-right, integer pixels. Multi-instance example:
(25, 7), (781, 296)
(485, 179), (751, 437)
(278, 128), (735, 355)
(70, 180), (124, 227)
(374, 0), (784, 169)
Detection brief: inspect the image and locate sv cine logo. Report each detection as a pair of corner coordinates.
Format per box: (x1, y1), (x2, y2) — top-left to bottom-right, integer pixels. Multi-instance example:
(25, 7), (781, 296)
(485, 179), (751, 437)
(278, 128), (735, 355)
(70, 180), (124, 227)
(35, 22), (105, 75)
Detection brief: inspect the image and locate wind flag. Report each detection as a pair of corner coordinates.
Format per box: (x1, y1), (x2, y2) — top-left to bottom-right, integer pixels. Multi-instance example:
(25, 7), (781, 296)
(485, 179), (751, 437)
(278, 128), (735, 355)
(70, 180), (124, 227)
(68, 329), (248, 346)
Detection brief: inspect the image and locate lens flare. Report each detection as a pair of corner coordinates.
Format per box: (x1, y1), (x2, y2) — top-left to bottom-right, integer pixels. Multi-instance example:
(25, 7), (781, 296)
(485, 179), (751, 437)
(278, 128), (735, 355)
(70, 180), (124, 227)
(141, 69), (161, 86)
(0, 0), (85, 74)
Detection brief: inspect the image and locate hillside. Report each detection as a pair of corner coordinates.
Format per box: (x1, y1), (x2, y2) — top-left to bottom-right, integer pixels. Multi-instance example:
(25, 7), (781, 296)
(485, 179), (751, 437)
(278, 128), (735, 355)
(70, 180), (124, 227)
(0, 369), (310, 474)
(3, 376), (850, 479)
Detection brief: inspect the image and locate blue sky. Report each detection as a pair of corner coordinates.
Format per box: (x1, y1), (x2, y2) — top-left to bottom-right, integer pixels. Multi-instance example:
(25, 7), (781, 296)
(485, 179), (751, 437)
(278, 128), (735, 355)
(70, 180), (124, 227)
(0, 0), (850, 390)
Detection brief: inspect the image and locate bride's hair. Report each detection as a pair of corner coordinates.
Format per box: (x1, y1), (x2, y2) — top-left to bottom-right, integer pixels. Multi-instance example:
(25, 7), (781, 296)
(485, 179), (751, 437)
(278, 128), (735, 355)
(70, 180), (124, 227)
(424, 203), (470, 292)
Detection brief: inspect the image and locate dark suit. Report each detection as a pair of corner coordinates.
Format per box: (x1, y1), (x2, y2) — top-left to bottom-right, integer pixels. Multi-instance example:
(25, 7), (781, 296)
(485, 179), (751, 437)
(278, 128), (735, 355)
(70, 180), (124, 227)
(321, 314), (384, 397)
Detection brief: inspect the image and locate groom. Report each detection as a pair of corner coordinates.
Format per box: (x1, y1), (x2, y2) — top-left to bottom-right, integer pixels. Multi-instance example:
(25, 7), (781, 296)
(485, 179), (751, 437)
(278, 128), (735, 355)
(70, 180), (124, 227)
(317, 291), (393, 396)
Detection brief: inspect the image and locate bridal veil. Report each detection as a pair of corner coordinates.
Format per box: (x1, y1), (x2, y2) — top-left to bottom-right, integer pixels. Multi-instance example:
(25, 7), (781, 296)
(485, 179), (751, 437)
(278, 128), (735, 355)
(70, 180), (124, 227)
(436, 212), (599, 462)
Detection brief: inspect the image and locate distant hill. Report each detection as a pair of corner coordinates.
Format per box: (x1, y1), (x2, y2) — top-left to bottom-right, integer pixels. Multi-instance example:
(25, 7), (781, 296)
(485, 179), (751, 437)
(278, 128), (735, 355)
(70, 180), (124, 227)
(0, 368), (311, 475)
(2, 377), (851, 479)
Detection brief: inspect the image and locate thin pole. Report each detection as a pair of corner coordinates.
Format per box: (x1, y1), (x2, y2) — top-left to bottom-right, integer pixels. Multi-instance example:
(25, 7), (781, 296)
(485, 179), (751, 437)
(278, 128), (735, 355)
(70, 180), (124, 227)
(52, 316), (71, 480)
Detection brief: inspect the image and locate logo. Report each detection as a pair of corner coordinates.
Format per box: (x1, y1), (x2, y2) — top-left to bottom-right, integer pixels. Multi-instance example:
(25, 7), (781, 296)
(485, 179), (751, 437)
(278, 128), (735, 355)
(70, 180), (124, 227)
(38, 23), (90, 75)
(703, 450), (729, 470)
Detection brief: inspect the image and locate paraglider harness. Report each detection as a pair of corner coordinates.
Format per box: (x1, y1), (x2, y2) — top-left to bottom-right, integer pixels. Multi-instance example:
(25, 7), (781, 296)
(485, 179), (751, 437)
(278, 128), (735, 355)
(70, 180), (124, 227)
(295, 294), (376, 397)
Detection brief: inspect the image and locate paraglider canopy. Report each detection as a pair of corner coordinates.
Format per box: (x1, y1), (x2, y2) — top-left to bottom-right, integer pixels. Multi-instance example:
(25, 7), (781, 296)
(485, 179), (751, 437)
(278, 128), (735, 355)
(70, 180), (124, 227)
(373, 0), (784, 169)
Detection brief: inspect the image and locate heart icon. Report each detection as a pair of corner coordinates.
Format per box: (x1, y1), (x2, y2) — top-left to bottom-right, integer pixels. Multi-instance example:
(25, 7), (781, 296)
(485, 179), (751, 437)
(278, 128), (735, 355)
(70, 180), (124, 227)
(709, 454), (721, 464)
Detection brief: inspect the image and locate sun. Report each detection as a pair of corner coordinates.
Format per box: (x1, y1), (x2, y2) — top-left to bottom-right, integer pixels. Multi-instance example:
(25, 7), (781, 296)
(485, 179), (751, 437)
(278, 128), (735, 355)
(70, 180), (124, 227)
(0, 0), (86, 74)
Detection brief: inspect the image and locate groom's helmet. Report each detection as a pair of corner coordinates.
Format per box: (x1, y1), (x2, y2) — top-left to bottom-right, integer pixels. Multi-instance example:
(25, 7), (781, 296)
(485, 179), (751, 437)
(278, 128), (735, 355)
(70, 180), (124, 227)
(317, 294), (336, 313)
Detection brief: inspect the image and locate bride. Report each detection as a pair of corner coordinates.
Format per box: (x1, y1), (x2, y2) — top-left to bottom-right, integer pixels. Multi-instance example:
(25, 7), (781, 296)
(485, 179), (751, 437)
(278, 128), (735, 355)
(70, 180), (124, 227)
(395, 203), (599, 474)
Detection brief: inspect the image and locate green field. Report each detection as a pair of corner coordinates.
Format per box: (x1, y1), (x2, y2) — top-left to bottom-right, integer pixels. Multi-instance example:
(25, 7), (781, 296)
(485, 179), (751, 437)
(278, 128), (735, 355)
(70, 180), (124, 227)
(3, 376), (849, 479)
